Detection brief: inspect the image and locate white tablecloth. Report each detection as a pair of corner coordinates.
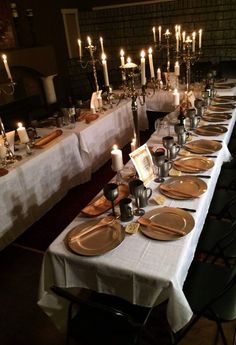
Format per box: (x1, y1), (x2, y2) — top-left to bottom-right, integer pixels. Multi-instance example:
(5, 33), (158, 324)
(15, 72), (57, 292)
(0, 100), (148, 251)
(38, 86), (235, 333)
(0, 131), (86, 251)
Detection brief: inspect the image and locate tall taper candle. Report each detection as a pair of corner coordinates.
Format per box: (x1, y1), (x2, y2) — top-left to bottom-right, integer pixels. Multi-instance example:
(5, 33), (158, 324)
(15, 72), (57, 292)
(148, 48), (155, 79)
(100, 37), (104, 54)
(140, 50), (146, 86)
(158, 26), (162, 43)
(2, 54), (13, 82)
(77, 39), (82, 59)
(152, 27), (156, 43)
(101, 53), (109, 87)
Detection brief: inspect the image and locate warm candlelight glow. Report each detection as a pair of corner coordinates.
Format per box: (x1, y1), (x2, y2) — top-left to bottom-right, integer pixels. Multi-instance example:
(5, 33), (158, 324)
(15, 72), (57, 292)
(2, 54), (7, 62)
(148, 47), (155, 79)
(101, 53), (106, 61)
(127, 57), (131, 64)
(165, 29), (171, 36)
(182, 31), (186, 42)
(2, 54), (13, 81)
(120, 49), (124, 57)
(78, 39), (82, 59)
(87, 36), (92, 46)
(140, 50), (145, 58)
(100, 36), (104, 54)
(148, 47), (152, 54)
(18, 122), (23, 128)
(152, 26), (156, 43)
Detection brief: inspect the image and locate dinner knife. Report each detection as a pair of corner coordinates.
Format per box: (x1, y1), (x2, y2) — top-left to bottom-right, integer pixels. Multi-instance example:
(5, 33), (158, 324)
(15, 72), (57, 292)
(177, 207), (196, 213)
(195, 175), (211, 178)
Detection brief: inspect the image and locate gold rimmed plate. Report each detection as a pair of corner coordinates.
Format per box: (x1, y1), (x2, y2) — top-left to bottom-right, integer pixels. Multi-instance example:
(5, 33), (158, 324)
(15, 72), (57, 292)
(173, 156), (214, 173)
(214, 83), (235, 89)
(184, 139), (222, 154)
(195, 125), (228, 136)
(81, 184), (129, 217)
(202, 113), (232, 122)
(208, 105), (234, 112)
(159, 176), (207, 200)
(66, 220), (125, 256)
(140, 207), (195, 241)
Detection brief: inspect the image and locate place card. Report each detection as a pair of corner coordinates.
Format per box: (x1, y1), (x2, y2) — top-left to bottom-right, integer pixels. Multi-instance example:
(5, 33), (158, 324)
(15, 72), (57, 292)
(129, 143), (155, 185)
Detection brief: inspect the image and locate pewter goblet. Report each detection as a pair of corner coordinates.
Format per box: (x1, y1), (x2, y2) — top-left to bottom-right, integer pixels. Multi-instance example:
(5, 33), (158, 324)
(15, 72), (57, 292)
(152, 149), (166, 183)
(194, 98), (204, 117)
(103, 183), (119, 217)
(129, 179), (145, 216)
(162, 136), (174, 161)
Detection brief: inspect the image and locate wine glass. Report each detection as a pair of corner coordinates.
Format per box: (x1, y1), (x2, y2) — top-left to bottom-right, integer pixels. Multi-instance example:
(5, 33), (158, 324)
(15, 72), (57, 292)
(152, 149), (165, 183)
(103, 183), (119, 217)
(128, 179), (145, 216)
(162, 136), (174, 161)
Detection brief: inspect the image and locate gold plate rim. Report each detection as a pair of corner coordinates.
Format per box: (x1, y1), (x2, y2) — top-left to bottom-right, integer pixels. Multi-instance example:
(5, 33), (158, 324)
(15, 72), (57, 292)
(159, 176), (207, 200)
(66, 220), (125, 256)
(184, 139), (222, 154)
(173, 156), (214, 173)
(195, 125), (228, 136)
(140, 207), (195, 241)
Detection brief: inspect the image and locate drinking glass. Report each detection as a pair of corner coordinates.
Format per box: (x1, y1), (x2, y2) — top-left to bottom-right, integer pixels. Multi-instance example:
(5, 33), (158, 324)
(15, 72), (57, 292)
(152, 149), (166, 183)
(128, 179), (145, 216)
(103, 183), (119, 217)
(155, 119), (170, 138)
(162, 136), (174, 160)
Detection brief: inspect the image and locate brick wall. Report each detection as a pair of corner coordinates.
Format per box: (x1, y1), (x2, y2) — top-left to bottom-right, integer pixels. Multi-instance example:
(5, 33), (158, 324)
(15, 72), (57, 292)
(69, 0), (236, 99)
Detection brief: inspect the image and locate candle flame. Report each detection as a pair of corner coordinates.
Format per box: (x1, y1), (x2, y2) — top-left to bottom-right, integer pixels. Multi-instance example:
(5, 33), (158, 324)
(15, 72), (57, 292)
(100, 36), (103, 42)
(175, 61), (179, 67)
(199, 29), (202, 34)
(140, 50), (145, 58)
(148, 47), (152, 54)
(152, 27), (155, 33)
(127, 57), (131, 63)
(2, 54), (7, 62)
(120, 49), (124, 57)
(192, 31), (196, 38)
(112, 144), (118, 150)
(18, 122), (23, 128)
(78, 39), (81, 45)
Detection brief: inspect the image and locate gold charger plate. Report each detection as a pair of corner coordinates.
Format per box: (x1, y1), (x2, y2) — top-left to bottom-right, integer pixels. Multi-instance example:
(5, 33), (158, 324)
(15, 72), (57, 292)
(81, 184), (129, 217)
(214, 83), (235, 89)
(208, 105), (233, 112)
(195, 125), (228, 136)
(34, 129), (63, 148)
(173, 156), (214, 173)
(159, 176), (207, 200)
(66, 220), (124, 256)
(202, 113), (232, 122)
(140, 207), (195, 241)
(184, 139), (222, 154)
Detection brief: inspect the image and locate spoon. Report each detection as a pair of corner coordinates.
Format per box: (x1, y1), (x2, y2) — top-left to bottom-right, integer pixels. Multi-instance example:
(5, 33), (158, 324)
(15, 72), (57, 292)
(69, 216), (115, 242)
(138, 217), (186, 236)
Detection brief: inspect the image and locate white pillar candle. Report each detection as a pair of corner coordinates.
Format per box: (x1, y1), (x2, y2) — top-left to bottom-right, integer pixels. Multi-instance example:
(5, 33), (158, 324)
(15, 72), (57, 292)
(182, 31), (186, 43)
(140, 50), (146, 85)
(101, 53), (109, 87)
(173, 88), (180, 106)
(157, 67), (161, 81)
(111, 145), (123, 171)
(199, 29), (202, 49)
(77, 39), (82, 59)
(17, 122), (29, 144)
(152, 27), (156, 43)
(148, 48), (155, 79)
(2, 54), (13, 82)
(174, 61), (180, 76)
(158, 26), (162, 43)
(192, 32), (196, 52)
(100, 37), (104, 54)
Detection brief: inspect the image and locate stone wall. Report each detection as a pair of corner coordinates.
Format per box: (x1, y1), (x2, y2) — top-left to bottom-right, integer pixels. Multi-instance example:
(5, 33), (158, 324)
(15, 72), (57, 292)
(69, 0), (236, 99)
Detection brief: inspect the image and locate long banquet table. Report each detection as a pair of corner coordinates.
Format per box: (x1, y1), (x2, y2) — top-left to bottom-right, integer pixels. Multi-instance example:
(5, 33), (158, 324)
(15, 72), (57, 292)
(38, 83), (236, 333)
(0, 98), (148, 251)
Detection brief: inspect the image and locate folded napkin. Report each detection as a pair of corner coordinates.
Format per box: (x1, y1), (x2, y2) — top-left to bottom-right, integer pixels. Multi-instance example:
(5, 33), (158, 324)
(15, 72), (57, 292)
(34, 129), (63, 148)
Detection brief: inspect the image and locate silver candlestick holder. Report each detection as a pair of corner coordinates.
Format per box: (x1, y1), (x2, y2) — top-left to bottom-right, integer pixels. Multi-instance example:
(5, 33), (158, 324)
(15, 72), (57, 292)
(117, 60), (146, 150)
(0, 81), (22, 163)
